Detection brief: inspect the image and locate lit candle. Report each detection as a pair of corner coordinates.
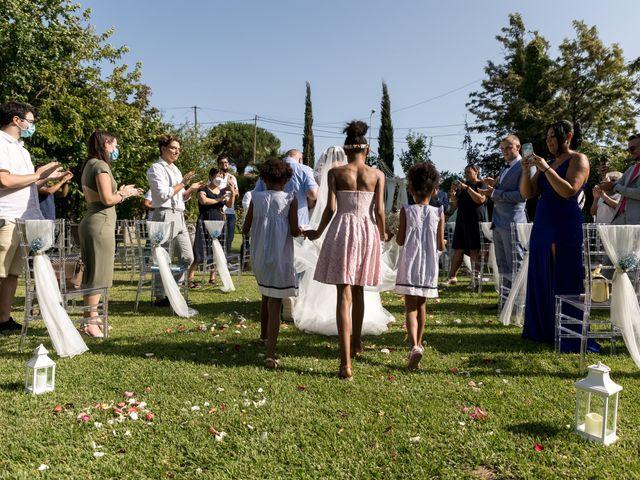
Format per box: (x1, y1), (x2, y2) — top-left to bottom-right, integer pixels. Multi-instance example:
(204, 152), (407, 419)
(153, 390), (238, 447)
(585, 412), (603, 437)
(35, 370), (47, 392)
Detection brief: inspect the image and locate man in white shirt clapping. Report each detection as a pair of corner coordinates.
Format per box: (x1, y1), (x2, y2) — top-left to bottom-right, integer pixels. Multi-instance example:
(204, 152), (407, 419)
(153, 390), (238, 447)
(147, 134), (203, 307)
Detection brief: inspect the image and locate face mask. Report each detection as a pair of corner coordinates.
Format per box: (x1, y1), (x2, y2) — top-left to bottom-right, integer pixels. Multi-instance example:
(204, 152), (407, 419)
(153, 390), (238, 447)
(20, 123), (36, 138)
(212, 177), (223, 187)
(110, 147), (119, 161)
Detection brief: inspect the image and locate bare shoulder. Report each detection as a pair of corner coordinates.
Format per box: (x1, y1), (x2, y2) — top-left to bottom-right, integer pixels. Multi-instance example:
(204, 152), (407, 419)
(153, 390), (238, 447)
(571, 151), (589, 167)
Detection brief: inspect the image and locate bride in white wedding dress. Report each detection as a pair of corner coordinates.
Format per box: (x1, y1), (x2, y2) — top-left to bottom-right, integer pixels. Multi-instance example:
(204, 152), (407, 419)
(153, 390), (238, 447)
(292, 146), (395, 336)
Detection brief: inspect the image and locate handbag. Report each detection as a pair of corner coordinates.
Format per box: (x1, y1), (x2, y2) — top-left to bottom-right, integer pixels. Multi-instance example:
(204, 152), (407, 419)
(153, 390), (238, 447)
(66, 260), (85, 290)
(51, 259), (85, 290)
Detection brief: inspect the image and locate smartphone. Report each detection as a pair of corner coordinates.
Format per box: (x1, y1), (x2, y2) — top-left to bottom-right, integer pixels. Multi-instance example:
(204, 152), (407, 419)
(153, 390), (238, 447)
(522, 143), (534, 159)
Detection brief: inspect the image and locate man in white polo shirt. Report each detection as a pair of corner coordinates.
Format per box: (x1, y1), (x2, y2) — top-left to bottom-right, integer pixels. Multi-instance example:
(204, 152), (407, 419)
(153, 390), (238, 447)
(0, 101), (65, 332)
(147, 134), (203, 307)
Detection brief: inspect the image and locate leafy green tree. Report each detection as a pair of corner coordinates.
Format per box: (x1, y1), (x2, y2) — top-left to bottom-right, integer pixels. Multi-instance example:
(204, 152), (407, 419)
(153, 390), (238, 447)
(555, 21), (639, 147)
(467, 14), (555, 176)
(468, 13), (639, 180)
(398, 132), (432, 174)
(378, 81), (394, 174)
(0, 0), (166, 220)
(205, 122), (281, 175)
(302, 82), (315, 167)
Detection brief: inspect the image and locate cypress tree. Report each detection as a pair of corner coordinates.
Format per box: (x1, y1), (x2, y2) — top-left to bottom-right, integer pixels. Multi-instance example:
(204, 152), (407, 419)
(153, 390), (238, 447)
(302, 81), (315, 167)
(378, 81), (394, 174)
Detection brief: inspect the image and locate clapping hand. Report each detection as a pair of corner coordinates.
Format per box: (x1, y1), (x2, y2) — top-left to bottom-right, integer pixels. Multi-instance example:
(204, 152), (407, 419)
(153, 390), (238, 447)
(36, 161), (62, 180)
(592, 185), (602, 199)
(119, 184), (144, 199)
(182, 171), (196, 186)
(482, 177), (496, 187)
(189, 181), (205, 191)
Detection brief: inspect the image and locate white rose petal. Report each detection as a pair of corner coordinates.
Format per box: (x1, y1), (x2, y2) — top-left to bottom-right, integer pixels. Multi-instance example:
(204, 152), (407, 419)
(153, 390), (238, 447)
(380, 348), (390, 354)
(93, 452), (105, 459)
(409, 436), (421, 443)
(453, 319), (462, 324)
(260, 432), (268, 441)
(246, 424), (254, 430)
(38, 464), (49, 471)
(145, 353), (155, 357)
(129, 412), (139, 421)
(204, 402), (210, 407)
(138, 402), (147, 409)
(214, 431), (227, 442)
(495, 369), (501, 374)
(94, 422), (102, 429)
(458, 421), (466, 426)
(257, 388), (263, 393)
(191, 406), (201, 411)
(216, 387), (225, 393)
(253, 399), (266, 407)
(124, 430), (132, 437)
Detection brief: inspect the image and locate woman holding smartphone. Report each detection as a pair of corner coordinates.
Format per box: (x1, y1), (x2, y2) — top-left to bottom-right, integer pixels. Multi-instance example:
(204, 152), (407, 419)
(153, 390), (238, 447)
(446, 164), (487, 288)
(187, 167), (234, 288)
(519, 120), (597, 352)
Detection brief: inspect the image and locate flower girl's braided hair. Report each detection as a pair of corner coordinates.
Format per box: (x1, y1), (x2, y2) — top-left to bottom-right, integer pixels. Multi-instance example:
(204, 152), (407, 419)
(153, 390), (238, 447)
(343, 121), (369, 151)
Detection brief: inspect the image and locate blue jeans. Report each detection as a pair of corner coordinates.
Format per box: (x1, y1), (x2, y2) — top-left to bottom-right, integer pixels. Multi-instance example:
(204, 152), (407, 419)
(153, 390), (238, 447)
(225, 214), (236, 253)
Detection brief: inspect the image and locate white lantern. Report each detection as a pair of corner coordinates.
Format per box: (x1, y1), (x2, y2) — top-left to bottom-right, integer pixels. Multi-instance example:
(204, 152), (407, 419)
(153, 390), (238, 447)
(574, 362), (622, 445)
(25, 344), (56, 395)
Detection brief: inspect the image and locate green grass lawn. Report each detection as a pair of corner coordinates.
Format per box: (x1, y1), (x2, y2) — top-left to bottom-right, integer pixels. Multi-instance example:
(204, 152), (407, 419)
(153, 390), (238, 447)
(1, 264), (640, 479)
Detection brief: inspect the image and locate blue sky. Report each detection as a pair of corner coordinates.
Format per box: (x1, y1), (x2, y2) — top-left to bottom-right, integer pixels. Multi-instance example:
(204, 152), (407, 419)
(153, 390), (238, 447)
(80, 0), (640, 175)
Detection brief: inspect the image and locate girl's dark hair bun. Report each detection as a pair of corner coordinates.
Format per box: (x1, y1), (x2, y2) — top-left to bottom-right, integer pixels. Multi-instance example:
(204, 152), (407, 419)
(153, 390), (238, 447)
(343, 120), (368, 138)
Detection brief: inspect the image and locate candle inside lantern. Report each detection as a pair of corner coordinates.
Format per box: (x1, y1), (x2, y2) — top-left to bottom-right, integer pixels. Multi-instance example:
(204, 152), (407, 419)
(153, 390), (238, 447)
(585, 412), (603, 437)
(35, 370), (47, 392)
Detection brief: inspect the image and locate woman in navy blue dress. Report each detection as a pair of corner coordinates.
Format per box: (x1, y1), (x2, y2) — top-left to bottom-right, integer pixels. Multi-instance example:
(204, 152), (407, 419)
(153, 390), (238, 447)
(519, 120), (596, 352)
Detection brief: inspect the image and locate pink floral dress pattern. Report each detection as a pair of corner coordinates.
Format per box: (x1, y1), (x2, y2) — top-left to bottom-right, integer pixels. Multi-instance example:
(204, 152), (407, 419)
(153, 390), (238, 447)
(314, 190), (380, 286)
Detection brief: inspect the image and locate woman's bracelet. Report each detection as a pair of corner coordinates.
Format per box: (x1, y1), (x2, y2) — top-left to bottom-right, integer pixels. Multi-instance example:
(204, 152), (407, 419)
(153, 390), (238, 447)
(543, 167), (550, 173)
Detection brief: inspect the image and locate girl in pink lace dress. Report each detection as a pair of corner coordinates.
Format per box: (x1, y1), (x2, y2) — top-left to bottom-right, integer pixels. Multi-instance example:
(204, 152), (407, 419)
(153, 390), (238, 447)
(306, 121), (385, 380)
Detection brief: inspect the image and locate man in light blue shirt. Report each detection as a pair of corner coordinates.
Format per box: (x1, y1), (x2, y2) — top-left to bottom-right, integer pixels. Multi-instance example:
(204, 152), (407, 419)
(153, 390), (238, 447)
(254, 149), (318, 225)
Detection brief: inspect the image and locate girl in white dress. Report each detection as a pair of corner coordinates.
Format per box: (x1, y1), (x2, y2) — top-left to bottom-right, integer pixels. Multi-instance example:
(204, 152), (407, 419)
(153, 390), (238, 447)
(242, 159), (301, 369)
(395, 162), (445, 370)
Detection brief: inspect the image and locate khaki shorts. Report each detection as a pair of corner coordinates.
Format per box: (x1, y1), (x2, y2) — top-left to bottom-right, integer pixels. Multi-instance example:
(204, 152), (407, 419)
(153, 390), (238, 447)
(0, 222), (23, 277)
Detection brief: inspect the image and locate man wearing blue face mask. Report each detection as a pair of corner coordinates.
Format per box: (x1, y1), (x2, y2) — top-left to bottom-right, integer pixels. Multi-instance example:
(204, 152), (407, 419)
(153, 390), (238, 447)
(0, 101), (66, 332)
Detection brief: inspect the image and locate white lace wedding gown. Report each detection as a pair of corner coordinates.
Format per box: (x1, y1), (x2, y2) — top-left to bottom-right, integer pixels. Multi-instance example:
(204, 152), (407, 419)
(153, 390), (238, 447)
(292, 146), (395, 335)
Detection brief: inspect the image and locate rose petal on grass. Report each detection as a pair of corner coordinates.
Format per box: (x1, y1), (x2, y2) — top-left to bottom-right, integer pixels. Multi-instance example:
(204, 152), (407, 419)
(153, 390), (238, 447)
(534, 443), (544, 452)
(297, 385), (306, 391)
(449, 367), (459, 375)
(380, 348), (390, 354)
(38, 464), (49, 471)
(453, 319), (462, 324)
(253, 399), (266, 407)
(144, 413), (154, 421)
(123, 391), (135, 398)
(144, 353), (155, 358)
(128, 412), (139, 421)
(216, 387), (225, 393)
(260, 432), (268, 441)
(191, 406), (201, 411)
(409, 436), (421, 443)
(93, 452), (105, 459)
(53, 405), (64, 413)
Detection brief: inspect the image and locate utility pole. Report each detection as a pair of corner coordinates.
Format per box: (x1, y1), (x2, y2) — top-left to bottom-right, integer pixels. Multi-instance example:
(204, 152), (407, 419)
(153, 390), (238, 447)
(252, 114), (258, 164)
(192, 106), (199, 128)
